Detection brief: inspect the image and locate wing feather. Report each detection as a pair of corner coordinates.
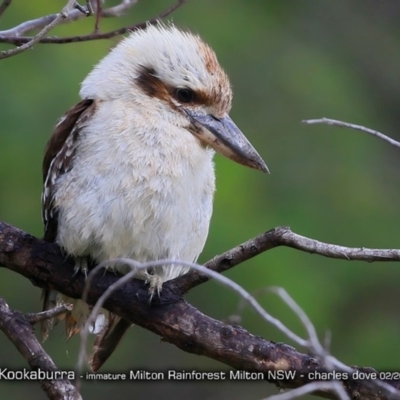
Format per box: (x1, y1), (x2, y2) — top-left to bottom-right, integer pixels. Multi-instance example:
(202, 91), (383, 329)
(41, 99), (95, 340)
(42, 99), (95, 242)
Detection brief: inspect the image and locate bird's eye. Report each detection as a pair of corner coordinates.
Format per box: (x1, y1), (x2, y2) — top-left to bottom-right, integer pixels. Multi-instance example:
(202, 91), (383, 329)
(175, 88), (195, 104)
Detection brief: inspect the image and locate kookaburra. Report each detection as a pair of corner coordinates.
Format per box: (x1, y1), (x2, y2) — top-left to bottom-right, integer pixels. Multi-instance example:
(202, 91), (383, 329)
(41, 23), (267, 371)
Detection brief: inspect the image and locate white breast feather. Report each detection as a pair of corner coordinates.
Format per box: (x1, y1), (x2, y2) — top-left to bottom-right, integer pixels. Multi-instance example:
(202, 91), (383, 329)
(54, 100), (216, 282)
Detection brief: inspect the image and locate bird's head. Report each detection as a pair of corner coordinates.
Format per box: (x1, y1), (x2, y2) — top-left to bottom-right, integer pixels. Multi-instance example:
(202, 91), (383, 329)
(80, 23), (268, 173)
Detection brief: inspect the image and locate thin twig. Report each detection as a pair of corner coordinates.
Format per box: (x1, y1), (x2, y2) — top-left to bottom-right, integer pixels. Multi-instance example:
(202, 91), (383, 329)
(93, 0), (102, 32)
(234, 287), (348, 372)
(270, 288), (400, 399)
(25, 303), (73, 324)
(0, 0), (188, 46)
(302, 117), (400, 149)
(0, 1), (135, 38)
(0, 10), (85, 37)
(0, 0), (81, 59)
(0, 0), (11, 18)
(271, 287), (328, 360)
(0, 298), (81, 399)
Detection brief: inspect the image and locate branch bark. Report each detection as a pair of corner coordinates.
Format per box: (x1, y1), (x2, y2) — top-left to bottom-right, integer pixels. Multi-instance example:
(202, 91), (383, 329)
(0, 0), (188, 48)
(0, 298), (81, 399)
(0, 0), (86, 59)
(0, 1), (137, 38)
(1, 220), (400, 399)
(177, 226), (400, 292)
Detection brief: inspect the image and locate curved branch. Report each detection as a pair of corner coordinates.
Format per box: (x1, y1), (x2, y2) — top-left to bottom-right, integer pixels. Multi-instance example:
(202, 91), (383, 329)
(25, 303), (72, 324)
(1, 220), (400, 399)
(0, 0), (84, 59)
(302, 117), (400, 149)
(0, 298), (81, 400)
(0, 0), (137, 38)
(0, 7), (86, 38)
(178, 226), (400, 292)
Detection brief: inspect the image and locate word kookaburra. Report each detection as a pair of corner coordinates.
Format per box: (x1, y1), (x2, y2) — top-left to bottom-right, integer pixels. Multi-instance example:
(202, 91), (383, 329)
(41, 23), (267, 371)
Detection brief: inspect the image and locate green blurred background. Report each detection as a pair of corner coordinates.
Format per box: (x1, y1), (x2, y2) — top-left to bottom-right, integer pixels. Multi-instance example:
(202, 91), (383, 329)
(2, 0), (400, 398)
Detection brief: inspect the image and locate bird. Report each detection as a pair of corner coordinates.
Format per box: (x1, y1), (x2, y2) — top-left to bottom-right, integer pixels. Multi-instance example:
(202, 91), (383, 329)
(41, 23), (268, 371)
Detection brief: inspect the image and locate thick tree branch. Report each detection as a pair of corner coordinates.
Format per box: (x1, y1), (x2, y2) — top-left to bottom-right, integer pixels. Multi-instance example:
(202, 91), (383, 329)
(0, 298), (81, 400)
(1, 221), (400, 399)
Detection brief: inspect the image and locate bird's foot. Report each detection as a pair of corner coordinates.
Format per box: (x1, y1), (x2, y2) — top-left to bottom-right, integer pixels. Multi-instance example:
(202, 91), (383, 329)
(72, 256), (89, 278)
(145, 273), (164, 302)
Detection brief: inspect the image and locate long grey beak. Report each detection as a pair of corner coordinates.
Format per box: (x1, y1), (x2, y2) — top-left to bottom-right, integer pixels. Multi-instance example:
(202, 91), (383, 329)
(186, 111), (269, 173)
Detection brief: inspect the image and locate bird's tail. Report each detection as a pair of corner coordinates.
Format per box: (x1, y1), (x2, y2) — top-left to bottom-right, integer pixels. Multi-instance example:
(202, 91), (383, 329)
(41, 289), (59, 341)
(42, 288), (132, 371)
(41, 289), (110, 338)
(89, 315), (132, 372)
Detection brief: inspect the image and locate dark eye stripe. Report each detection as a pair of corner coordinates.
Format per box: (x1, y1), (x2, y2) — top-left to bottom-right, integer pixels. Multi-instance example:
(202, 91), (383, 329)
(135, 65), (214, 108)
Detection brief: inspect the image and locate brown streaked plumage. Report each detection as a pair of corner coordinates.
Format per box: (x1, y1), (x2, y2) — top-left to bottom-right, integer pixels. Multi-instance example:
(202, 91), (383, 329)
(42, 100), (95, 243)
(41, 99), (96, 340)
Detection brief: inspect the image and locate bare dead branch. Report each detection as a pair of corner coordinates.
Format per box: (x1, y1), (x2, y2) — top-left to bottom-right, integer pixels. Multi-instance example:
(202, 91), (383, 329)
(302, 117), (400, 149)
(0, 0), (188, 46)
(231, 286), (400, 400)
(79, 261), (400, 399)
(177, 226), (400, 293)
(25, 303), (73, 324)
(0, 0), (136, 38)
(0, 0), (85, 60)
(0, 10), (85, 37)
(1, 221), (400, 399)
(0, 0), (11, 18)
(76, 259), (307, 379)
(0, 298), (81, 400)
(271, 288), (400, 399)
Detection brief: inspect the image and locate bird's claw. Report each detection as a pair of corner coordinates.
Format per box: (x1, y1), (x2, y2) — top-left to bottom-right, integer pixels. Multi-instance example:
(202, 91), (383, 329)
(72, 257), (89, 279)
(145, 274), (163, 303)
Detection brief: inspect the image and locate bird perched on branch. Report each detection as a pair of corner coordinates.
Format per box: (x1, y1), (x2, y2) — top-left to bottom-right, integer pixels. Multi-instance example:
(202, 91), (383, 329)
(41, 23), (268, 371)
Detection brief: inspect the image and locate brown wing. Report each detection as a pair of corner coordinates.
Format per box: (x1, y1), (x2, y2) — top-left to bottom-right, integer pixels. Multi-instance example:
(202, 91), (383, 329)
(42, 99), (95, 242)
(41, 99), (95, 340)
